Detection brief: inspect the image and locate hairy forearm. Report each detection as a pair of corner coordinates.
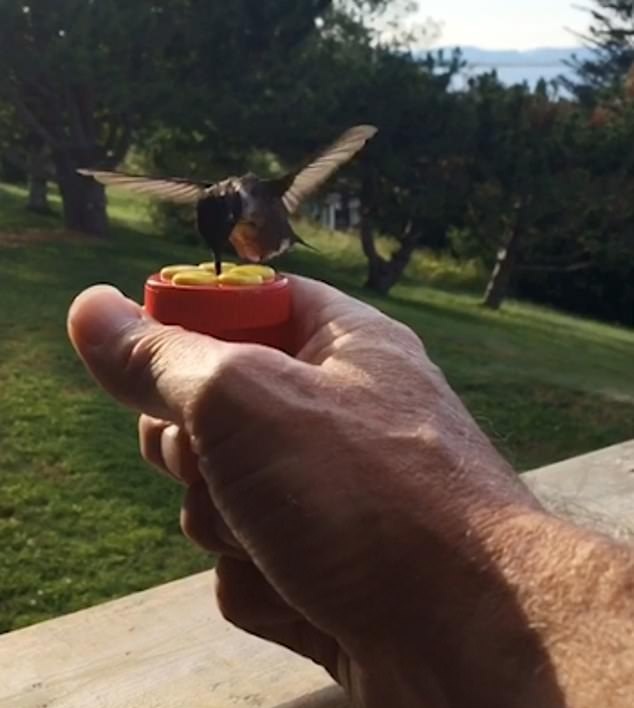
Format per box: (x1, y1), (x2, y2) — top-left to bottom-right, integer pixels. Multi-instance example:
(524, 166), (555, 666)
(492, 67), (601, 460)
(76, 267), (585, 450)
(489, 512), (634, 708)
(377, 510), (634, 708)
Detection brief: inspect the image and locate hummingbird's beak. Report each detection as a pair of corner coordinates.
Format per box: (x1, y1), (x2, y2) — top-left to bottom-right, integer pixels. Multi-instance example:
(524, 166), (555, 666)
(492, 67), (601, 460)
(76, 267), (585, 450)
(209, 248), (223, 276)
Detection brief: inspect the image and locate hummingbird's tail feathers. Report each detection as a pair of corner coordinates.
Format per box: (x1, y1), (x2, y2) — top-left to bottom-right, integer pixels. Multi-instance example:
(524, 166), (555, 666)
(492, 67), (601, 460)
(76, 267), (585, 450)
(77, 169), (207, 205)
(281, 125), (378, 215)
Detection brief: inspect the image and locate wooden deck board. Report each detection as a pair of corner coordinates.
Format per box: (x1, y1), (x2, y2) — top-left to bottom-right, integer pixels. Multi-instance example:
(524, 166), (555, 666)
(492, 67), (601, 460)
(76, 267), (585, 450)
(0, 570), (342, 708)
(524, 440), (634, 541)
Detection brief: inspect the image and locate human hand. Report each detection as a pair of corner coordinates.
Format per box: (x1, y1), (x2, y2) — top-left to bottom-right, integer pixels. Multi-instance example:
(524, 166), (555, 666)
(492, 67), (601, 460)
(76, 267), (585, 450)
(67, 276), (562, 708)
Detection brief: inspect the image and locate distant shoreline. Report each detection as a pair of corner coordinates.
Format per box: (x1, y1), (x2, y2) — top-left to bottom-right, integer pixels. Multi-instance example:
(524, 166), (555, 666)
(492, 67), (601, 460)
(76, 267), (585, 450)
(428, 46), (593, 87)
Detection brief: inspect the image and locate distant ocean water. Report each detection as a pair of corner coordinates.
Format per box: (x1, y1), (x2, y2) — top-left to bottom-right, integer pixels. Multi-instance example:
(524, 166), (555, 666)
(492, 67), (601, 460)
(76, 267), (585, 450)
(432, 46), (594, 89)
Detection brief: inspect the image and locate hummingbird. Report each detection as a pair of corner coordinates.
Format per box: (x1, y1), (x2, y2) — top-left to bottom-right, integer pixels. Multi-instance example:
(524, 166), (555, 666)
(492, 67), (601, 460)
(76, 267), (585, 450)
(78, 125), (378, 275)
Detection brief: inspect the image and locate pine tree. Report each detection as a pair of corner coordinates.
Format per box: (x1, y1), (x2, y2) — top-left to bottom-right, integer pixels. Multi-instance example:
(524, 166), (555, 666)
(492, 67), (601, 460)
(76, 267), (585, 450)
(564, 1), (634, 103)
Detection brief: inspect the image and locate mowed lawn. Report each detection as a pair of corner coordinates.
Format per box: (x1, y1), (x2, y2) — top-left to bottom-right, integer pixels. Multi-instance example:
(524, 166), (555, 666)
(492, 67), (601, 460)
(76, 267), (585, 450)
(1, 182), (633, 633)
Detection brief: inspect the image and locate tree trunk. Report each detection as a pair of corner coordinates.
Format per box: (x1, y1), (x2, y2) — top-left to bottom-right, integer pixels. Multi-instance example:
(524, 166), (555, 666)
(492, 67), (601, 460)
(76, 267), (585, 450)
(359, 164), (418, 295)
(26, 143), (51, 214)
(359, 167), (391, 293)
(27, 175), (49, 214)
(365, 222), (418, 295)
(360, 200), (390, 292)
(54, 155), (108, 236)
(483, 203), (527, 310)
(365, 258), (394, 295)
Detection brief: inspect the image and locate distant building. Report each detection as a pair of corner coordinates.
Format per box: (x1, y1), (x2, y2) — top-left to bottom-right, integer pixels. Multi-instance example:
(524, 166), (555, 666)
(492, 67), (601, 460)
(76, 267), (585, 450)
(307, 192), (361, 231)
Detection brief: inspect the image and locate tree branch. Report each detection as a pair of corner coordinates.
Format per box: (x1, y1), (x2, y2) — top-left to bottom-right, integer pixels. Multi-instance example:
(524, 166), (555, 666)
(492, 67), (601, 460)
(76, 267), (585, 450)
(63, 79), (89, 147)
(1, 142), (55, 180)
(519, 261), (594, 273)
(359, 159), (380, 260)
(3, 85), (61, 149)
(1, 145), (29, 173)
(76, 86), (98, 144)
(388, 219), (418, 278)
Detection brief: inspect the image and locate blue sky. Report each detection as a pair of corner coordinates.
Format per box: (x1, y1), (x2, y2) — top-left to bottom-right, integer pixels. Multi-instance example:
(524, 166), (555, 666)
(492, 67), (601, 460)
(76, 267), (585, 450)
(418, 0), (587, 50)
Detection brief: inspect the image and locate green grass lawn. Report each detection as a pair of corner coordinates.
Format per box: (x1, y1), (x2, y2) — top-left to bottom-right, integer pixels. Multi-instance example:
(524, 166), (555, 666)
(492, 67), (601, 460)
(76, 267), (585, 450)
(1, 181), (633, 633)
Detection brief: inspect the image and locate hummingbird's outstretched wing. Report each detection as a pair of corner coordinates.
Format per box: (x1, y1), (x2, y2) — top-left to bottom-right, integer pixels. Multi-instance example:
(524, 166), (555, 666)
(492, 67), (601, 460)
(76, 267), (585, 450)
(279, 124), (378, 215)
(77, 169), (208, 205)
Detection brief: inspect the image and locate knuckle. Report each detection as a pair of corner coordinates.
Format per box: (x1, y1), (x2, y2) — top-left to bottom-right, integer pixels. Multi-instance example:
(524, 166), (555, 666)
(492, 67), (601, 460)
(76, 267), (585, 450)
(184, 346), (302, 455)
(339, 307), (424, 356)
(213, 346), (260, 383)
(389, 320), (423, 352)
(179, 503), (198, 545)
(137, 416), (153, 462)
(183, 346), (266, 437)
(118, 327), (175, 406)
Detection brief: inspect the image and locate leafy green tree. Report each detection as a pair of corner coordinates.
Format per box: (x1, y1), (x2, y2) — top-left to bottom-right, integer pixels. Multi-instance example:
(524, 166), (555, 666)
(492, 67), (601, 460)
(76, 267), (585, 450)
(0, 0), (342, 236)
(517, 82), (634, 324)
(455, 69), (634, 320)
(252, 5), (464, 294)
(456, 77), (583, 309)
(0, 102), (25, 181)
(564, 0), (634, 102)
(0, 101), (51, 212)
(352, 49), (467, 293)
(0, 1), (195, 234)
(141, 0), (425, 274)
(297, 5), (466, 294)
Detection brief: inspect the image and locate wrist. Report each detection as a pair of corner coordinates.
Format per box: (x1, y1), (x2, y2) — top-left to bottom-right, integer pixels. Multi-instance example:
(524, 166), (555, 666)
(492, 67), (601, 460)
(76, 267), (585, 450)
(342, 504), (549, 707)
(389, 507), (562, 708)
(355, 508), (633, 708)
(477, 510), (634, 706)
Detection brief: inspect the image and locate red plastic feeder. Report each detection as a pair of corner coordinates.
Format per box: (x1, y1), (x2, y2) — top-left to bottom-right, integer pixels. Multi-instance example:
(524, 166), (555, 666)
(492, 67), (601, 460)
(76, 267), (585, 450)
(144, 273), (293, 353)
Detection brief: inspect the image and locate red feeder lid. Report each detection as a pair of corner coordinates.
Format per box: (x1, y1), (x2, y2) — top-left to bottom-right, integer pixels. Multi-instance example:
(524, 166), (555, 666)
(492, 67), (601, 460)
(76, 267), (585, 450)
(144, 273), (292, 338)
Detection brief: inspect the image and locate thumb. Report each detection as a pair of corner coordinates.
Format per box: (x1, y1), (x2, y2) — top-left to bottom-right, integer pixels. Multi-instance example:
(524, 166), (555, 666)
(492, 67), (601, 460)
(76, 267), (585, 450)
(67, 285), (232, 424)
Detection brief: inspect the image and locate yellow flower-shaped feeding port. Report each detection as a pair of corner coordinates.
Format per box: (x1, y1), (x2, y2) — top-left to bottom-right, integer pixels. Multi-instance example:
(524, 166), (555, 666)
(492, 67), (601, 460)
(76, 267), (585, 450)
(160, 263), (277, 287)
(171, 270), (219, 286)
(198, 262), (238, 273)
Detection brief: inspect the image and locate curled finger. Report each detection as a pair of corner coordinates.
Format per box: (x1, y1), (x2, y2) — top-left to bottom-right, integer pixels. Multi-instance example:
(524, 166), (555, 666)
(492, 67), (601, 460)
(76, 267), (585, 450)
(139, 415), (202, 485)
